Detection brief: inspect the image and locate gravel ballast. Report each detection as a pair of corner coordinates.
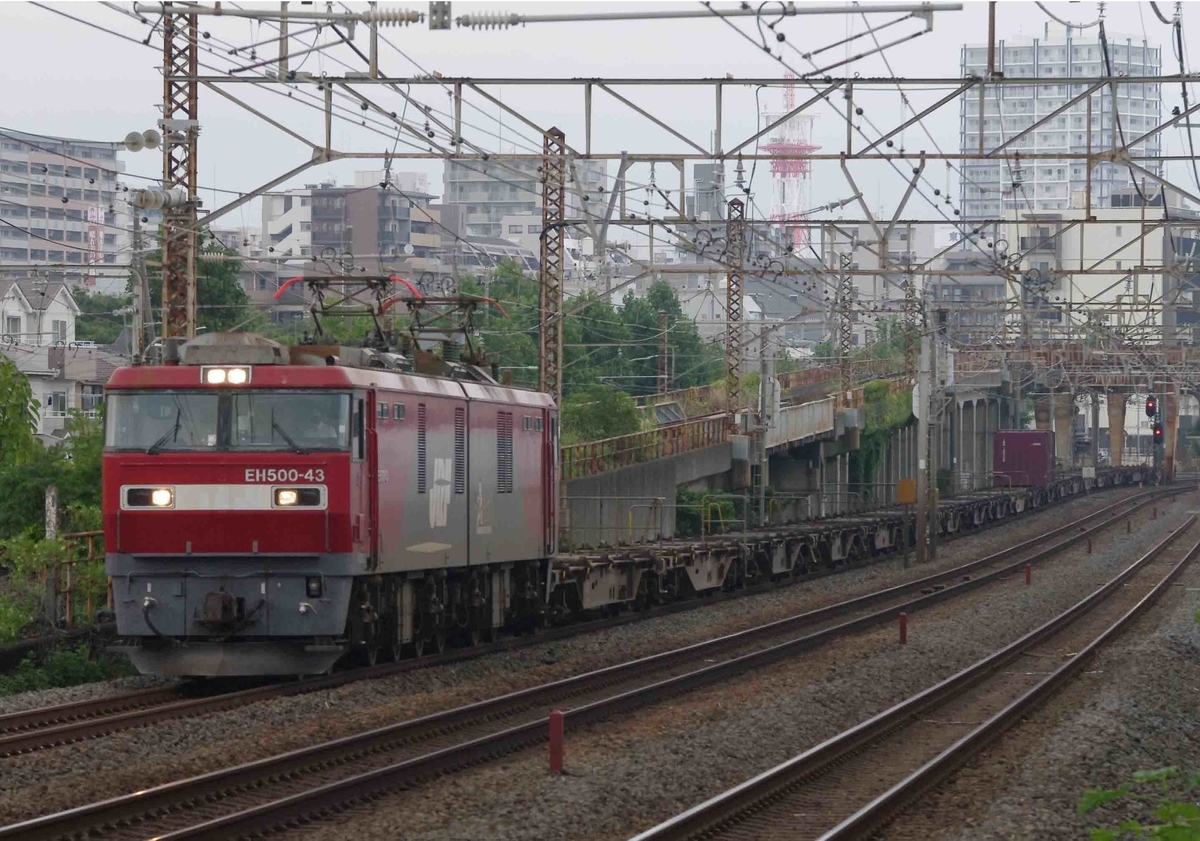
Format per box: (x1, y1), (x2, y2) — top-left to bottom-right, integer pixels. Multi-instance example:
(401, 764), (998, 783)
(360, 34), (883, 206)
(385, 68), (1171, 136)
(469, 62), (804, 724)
(0, 673), (168, 717)
(882, 517), (1200, 840)
(0, 485), (1164, 826)
(280, 493), (1198, 841)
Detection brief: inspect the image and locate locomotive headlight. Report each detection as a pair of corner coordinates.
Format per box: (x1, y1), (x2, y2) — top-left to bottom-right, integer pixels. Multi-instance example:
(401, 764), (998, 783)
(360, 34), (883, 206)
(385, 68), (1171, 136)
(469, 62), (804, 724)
(273, 488), (322, 507)
(125, 486), (175, 508)
(275, 488), (299, 507)
(201, 366), (251, 385)
(150, 488), (174, 507)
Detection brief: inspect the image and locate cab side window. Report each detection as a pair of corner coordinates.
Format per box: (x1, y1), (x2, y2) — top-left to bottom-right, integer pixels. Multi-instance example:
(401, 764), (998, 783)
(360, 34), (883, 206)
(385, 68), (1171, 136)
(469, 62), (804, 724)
(352, 398), (364, 460)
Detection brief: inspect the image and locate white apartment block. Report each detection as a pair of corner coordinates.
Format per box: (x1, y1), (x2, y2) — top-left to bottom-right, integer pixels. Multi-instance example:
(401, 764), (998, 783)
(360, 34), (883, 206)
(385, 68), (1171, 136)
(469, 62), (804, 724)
(997, 195), (1200, 339)
(261, 183), (319, 259)
(959, 24), (1162, 218)
(0, 129), (132, 295)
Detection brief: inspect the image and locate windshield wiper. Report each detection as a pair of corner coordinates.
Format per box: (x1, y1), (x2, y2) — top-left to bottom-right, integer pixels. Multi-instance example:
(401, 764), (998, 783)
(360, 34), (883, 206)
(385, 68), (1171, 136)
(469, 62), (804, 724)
(272, 419), (309, 455)
(146, 411), (181, 455)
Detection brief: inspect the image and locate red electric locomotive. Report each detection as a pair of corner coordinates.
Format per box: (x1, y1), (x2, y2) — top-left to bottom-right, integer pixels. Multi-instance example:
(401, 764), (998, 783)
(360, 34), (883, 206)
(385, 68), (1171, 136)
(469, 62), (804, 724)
(104, 332), (556, 676)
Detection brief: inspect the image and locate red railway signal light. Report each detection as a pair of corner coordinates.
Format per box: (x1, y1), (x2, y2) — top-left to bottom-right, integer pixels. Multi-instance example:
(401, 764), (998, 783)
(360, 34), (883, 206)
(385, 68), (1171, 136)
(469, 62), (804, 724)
(1146, 396), (1158, 417)
(1153, 421), (1164, 445)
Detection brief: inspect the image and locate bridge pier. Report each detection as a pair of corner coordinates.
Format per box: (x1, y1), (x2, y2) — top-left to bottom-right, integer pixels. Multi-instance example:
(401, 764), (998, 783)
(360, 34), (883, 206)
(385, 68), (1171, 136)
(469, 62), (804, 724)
(1034, 395), (1052, 433)
(955, 400), (974, 491)
(1107, 393), (1126, 467)
(1053, 394), (1075, 470)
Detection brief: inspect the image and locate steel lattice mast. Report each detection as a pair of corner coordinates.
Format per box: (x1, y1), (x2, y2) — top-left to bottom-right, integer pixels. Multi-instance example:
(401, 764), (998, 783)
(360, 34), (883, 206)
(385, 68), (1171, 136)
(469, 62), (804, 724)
(160, 4), (199, 347)
(538, 128), (566, 406)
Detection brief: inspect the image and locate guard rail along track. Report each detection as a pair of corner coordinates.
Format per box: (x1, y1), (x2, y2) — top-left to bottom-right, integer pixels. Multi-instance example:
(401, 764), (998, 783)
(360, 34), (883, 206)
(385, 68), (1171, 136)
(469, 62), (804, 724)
(0, 476), (1161, 761)
(550, 467), (1149, 616)
(0, 484), (1175, 840)
(629, 508), (1200, 841)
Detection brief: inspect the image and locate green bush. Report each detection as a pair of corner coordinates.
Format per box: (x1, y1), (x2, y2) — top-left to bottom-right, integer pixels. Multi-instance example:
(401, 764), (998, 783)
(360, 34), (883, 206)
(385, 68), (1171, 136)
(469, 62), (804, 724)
(1080, 767), (1200, 839)
(0, 646), (137, 696)
(0, 531), (108, 643)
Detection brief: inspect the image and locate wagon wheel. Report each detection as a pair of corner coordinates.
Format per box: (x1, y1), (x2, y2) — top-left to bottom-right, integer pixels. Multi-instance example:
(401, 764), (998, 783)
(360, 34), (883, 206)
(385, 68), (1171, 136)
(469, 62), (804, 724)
(433, 630), (448, 654)
(469, 626), (484, 647)
(412, 635), (426, 658)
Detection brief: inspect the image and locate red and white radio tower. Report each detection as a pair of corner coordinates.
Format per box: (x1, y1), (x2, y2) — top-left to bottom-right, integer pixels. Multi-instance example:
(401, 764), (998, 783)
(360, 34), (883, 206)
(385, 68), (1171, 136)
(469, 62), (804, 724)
(761, 73), (820, 248)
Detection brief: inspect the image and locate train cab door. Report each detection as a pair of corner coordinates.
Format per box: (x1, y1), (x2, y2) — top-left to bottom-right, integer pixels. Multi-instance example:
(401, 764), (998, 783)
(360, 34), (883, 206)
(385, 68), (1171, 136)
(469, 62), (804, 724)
(349, 393), (377, 569)
(365, 391), (380, 568)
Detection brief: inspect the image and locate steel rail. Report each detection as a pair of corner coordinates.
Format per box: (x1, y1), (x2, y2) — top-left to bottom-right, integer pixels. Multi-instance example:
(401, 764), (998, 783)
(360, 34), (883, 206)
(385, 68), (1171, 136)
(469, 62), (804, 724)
(0, 480), (1146, 760)
(629, 515), (1198, 841)
(2, 488), (1172, 840)
(0, 685), (181, 740)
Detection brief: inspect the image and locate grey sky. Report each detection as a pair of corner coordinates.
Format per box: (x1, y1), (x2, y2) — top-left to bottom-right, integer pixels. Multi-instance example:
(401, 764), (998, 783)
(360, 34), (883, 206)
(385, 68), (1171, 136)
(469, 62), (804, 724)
(2, 1), (1196, 235)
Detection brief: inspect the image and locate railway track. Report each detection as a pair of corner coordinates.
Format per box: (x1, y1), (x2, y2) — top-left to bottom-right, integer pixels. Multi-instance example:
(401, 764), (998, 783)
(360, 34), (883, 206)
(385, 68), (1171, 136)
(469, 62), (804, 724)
(1, 483), (1163, 761)
(628, 516), (1199, 841)
(0, 487), (1177, 840)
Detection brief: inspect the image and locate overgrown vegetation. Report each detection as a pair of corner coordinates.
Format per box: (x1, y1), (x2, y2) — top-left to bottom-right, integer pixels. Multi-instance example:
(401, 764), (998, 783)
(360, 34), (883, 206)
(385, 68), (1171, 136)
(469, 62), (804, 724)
(675, 487), (742, 538)
(560, 384), (644, 445)
(848, 378), (914, 508)
(0, 390), (106, 643)
(1080, 767), (1200, 839)
(0, 646), (136, 696)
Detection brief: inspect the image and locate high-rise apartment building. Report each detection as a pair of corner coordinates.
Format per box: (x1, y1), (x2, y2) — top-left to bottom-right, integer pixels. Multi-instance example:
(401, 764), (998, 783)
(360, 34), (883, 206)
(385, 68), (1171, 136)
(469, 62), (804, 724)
(0, 129), (132, 295)
(443, 158), (606, 239)
(959, 24), (1162, 218)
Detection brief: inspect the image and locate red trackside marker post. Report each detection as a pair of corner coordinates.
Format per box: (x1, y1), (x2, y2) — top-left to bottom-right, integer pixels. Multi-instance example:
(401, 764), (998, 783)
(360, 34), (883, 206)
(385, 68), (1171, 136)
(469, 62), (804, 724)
(1127, 519), (1132, 533)
(899, 612), (908, 645)
(1026, 564), (1032, 586)
(549, 710), (564, 773)
(1087, 538), (1092, 554)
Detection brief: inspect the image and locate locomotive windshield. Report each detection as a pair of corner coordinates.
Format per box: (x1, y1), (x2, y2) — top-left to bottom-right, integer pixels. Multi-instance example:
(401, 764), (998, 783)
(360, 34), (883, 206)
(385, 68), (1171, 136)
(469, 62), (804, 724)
(106, 390), (351, 453)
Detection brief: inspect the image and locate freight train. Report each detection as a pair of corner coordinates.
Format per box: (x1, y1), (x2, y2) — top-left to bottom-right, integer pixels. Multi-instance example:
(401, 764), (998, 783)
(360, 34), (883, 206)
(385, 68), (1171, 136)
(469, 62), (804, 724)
(104, 332), (555, 676)
(104, 332), (1149, 677)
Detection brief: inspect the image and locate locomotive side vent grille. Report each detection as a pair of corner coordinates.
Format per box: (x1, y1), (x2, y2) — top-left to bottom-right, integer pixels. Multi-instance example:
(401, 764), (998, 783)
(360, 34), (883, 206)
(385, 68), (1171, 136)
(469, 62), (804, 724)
(454, 407), (466, 494)
(497, 410), (514, 494)
(417, 403), (427, 494)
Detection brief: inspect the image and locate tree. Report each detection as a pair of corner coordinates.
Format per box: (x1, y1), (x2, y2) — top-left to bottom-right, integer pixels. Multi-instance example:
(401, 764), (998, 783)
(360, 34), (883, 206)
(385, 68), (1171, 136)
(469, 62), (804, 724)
(147, 252), (251, 333)
(0, 411), (104, 539)
(73, 289), (133, 346)
(0, 358), (36, 466)
(560, 384), (643, 444)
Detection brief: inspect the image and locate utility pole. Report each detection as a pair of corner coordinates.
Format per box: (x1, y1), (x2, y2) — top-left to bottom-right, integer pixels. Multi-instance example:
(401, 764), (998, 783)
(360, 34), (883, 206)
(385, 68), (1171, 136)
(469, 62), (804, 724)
(131, 213), (150, 362)
(756, 322), (775, 526)
(928, 312), (941, 561)
(160, 4), (199, 357)
(915, 319), (931, 564)
(657, 310), (669, 394)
